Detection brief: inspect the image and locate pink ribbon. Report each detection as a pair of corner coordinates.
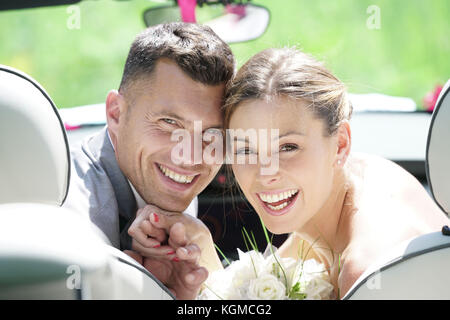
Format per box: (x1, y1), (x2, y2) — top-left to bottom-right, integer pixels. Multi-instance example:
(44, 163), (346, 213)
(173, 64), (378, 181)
(179, 0), (197, 23)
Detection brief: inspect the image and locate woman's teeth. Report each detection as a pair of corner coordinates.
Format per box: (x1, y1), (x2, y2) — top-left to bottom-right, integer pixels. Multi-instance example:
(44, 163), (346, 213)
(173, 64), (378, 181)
(158, 164), (195, 184)
(258, 189), (299, 211)
(259, 189), (298, 203)
(267, 202), (289, 210)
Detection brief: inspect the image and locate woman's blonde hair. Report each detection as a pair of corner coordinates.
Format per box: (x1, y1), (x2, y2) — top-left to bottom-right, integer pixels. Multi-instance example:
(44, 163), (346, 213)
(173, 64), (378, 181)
(223, 47), (352, 136)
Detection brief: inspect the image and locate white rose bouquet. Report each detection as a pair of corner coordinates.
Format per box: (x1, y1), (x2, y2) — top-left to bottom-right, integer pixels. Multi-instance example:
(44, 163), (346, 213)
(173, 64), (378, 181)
(198, 225), (334, 300)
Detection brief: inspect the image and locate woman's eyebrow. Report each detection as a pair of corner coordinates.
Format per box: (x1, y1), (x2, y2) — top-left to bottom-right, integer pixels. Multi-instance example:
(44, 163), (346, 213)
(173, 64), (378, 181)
(232, 131), (305, 143)
(275, 131), (306, 140)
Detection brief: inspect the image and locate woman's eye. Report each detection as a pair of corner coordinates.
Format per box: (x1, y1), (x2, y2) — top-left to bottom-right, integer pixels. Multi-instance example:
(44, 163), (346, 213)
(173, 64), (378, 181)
(280, 144), (298, 152)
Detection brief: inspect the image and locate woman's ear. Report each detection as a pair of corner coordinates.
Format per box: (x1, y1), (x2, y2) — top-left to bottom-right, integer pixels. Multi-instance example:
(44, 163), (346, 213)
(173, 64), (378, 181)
(335, 120), (351, 167)
(105, 90), (126, 148)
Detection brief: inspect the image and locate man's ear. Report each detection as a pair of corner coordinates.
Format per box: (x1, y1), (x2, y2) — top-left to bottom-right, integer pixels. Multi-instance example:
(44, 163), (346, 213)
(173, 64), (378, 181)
(335, 120), (351, 167)
(105, 90), (126, 148)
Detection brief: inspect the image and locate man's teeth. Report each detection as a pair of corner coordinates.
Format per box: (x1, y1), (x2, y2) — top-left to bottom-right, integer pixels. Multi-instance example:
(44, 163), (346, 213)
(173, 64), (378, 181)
(259, 189), (298, 204)
(158, 164), (195, 184)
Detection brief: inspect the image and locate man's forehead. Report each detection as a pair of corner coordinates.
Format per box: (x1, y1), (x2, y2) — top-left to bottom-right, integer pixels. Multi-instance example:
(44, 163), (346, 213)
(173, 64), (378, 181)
(124, 59), (225, 126)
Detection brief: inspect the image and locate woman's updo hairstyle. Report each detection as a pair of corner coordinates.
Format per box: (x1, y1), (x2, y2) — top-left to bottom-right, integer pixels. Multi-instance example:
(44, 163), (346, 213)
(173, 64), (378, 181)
(223, 47), (353, 136)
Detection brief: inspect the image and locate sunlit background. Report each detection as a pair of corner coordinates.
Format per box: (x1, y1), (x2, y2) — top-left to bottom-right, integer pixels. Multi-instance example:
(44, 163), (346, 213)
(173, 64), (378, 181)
(0, 0), (448, 109)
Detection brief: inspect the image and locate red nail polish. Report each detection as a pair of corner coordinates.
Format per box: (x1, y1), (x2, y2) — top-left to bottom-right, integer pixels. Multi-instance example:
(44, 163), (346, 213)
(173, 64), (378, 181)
(167, 250), (175, 255)
(153, 213), (159, 223)
(153, 244), (161, 248)
(172, 257), (180, 262)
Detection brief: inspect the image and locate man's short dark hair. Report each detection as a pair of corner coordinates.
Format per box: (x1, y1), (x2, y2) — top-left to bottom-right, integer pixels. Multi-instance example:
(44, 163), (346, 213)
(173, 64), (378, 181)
(119, 22), (235, 94)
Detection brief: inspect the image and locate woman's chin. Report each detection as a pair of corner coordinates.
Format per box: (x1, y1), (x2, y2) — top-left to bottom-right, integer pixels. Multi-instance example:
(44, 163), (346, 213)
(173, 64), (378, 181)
(262, 220), (291, 235)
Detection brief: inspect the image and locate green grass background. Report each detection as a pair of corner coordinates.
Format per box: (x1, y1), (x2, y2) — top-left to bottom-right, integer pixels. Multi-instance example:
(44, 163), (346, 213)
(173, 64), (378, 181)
(0, 0), (448, 109)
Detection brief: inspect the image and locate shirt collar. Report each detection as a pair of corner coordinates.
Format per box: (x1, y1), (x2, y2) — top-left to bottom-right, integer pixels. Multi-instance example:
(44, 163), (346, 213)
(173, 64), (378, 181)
(129, 181), (147, 210)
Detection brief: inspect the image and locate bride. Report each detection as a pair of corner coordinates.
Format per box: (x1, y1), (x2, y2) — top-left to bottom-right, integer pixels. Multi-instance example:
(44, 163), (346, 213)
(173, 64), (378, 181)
(128, 47), (449, 298)
(220, 47), (448, 297)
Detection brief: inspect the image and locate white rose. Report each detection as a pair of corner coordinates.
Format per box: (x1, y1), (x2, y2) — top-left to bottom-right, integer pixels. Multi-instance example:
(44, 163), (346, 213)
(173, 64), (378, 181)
(198, 268), (234, 300)
(247, 273), (286, 300)
(303, 277), (334, 300)
(230, 249), (265, 289)
(199, 266), (249, 300)
(293, 259), (334, 300)
(263, 254), (298, 286)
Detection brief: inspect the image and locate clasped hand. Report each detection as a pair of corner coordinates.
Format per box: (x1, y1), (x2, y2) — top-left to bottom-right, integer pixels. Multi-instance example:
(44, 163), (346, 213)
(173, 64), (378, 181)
(124, 204), (212, 300)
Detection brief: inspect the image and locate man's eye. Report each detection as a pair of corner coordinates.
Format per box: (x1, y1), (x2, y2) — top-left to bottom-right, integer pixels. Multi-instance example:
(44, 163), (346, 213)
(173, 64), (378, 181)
(161, 118), (177, 125)
(280, 144), (298, 152)
(235, 147), (255, 155)
(203, 128), (224, 145)
(205, 128), (223, 135)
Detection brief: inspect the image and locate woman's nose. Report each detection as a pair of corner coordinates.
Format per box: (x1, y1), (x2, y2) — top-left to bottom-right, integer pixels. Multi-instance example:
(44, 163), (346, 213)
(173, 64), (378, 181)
(257, 170), (281, 186)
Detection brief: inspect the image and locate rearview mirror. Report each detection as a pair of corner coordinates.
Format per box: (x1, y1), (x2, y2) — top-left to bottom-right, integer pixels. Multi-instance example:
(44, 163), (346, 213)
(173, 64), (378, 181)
(143, 3), (270, 44)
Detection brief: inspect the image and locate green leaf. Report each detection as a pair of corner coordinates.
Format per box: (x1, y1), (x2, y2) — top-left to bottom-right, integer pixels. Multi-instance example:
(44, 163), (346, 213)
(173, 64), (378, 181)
(214, 243), (231, 266)
(242, 226), (258, 252)
(289, 292), (307, 300)
(288, 281), (307, 300)
(258, 216), (289, 295)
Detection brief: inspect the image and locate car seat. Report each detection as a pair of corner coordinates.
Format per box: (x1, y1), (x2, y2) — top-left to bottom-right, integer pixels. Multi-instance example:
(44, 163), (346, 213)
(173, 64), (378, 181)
(343, 79), (450, 299)
(0, 65), (173, 299)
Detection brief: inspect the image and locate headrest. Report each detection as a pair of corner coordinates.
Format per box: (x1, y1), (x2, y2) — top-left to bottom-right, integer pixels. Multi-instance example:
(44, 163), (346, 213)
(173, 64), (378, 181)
(426, 79), (450, 214)
(0, 66), (70, 206)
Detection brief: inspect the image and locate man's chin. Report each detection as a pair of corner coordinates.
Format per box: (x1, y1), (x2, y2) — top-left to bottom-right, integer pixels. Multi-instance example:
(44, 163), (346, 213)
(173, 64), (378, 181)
(151, 196), (193, 214)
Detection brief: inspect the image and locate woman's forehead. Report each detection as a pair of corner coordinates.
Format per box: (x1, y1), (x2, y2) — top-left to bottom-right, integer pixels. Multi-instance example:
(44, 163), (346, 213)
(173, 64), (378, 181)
(229, 96), (317, 130)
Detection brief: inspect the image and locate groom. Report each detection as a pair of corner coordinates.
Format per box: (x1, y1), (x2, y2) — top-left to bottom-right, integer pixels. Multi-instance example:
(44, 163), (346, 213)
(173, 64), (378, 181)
(64, 22), (235, 299)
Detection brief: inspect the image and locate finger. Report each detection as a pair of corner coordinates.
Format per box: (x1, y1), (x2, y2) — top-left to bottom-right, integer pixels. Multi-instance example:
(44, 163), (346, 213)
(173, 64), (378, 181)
(141, 219), (167, 243)
(135, 207), (144, 217)
(149, 212), (170, 230)
(149, 212), (183, 234)
(132, 239), (177, 258)
(168, 222), (188, 248)
(185, 267), (208, 287)
(129, 226), (161, 249)
(176, 244), (201, 263)
(149, 213), (195, 248)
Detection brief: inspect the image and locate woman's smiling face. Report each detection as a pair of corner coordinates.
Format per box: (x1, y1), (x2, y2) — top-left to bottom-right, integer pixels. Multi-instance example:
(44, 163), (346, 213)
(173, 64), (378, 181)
(229, 96), (339, 234)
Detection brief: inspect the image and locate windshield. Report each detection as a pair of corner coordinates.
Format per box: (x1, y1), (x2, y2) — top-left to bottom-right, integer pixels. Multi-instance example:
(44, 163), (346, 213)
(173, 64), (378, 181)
(0, 0), (448, 109)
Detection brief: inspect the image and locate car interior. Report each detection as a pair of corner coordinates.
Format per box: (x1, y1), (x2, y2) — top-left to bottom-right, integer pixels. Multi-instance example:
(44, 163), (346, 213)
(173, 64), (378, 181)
(0, 0), (449, 300)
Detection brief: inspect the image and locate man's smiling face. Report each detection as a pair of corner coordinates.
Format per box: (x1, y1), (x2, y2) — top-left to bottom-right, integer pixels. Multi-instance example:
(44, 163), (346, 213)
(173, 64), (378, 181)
(108, 58), (225, 212)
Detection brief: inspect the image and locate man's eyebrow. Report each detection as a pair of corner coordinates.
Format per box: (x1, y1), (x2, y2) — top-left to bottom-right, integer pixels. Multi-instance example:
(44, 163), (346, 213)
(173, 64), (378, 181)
(204, 124), (224, 130)
(151, 110), (185, 121)
(150, 110), (223, 130)
(233, 136), (256, 143)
